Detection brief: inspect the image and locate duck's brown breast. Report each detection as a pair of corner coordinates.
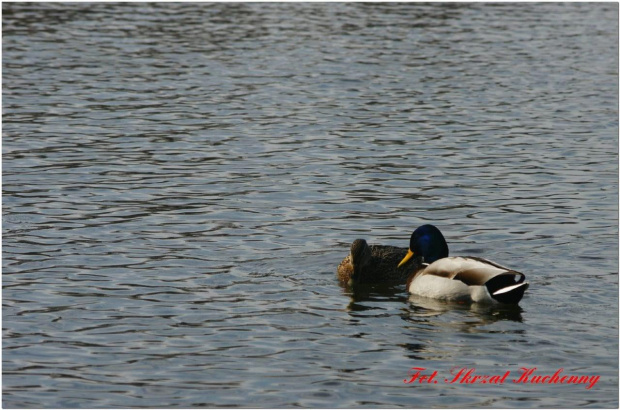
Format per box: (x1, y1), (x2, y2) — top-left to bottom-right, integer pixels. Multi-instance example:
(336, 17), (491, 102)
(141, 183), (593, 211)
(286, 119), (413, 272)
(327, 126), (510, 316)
(337, 255), (354, 283)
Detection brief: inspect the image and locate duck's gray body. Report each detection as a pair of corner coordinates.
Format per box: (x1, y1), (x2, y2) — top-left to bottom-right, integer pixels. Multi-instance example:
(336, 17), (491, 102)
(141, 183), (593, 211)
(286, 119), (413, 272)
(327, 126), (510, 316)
(337, 239), (417, 284)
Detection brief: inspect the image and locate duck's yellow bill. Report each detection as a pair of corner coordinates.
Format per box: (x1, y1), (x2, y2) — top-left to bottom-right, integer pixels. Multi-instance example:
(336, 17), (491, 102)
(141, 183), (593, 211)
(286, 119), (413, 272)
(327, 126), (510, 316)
(398, 249), (414, 268)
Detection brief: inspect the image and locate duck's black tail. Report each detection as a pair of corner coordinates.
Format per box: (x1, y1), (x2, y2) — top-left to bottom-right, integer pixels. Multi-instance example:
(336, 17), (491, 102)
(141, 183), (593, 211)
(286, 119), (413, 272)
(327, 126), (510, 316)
(486, 274), (529, 304)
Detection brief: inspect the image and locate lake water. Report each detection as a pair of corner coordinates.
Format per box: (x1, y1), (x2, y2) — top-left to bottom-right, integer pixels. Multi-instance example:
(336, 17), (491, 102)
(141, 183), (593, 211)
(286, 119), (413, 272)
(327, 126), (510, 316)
(3, 3), (618, 408)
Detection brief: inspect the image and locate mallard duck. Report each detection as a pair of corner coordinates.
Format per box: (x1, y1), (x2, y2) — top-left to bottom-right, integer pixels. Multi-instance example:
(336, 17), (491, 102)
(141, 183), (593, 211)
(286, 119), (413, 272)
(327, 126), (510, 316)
(397, 225), (529, 304)
(337, 239), (417, 284)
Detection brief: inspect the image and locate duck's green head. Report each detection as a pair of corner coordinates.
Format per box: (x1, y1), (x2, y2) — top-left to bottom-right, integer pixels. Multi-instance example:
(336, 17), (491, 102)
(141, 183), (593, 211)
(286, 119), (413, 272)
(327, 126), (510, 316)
(350, 238), (372, 281)
(397, 224), (449, 267)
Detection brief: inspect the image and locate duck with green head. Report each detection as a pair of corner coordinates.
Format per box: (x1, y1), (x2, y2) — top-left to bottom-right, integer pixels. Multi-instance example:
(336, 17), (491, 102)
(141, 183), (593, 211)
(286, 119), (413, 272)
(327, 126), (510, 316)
(398, 225), (529, 304)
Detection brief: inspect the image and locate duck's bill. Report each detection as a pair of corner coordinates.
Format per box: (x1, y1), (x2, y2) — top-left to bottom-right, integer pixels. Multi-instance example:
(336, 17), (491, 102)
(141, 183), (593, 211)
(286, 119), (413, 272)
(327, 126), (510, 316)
(398, 249), (414, 268)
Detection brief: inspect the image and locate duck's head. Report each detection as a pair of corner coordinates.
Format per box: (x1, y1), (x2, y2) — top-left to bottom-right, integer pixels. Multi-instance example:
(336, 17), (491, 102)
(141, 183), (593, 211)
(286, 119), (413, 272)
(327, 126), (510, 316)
(350, 238), (372, 281)
(397, 224), (449, 267)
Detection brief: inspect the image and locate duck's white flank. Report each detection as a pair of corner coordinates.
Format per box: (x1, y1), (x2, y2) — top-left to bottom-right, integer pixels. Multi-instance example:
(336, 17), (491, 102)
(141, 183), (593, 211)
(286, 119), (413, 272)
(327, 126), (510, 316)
(408, 275), (494, 303)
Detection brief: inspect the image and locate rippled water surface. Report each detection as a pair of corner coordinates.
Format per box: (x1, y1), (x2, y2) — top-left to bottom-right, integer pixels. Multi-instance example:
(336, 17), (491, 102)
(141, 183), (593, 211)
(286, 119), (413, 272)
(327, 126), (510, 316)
(3, 3), (619, 408)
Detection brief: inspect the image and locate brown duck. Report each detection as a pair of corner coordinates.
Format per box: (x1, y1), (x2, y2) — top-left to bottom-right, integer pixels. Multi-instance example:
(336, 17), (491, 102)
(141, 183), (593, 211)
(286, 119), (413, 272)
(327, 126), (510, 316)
(337, 238), (418, 284)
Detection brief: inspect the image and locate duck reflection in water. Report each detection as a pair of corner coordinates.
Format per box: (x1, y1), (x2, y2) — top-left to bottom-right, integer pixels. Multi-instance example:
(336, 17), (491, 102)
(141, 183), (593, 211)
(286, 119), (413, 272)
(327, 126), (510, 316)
(405, 294), (524, 323)
(342, 284), (523, 324)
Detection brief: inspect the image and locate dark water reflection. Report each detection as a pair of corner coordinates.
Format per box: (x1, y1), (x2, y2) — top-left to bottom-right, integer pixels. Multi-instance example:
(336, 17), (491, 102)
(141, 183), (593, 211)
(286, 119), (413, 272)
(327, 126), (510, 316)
(3, 2), (618, 408)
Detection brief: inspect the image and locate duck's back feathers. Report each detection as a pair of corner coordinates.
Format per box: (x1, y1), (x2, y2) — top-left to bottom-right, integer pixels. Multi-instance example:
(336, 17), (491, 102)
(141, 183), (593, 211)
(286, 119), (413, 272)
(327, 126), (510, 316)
(418, 257), (523, 286)
(408, 256), (528, 304)
(366, 244), (414, 282)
